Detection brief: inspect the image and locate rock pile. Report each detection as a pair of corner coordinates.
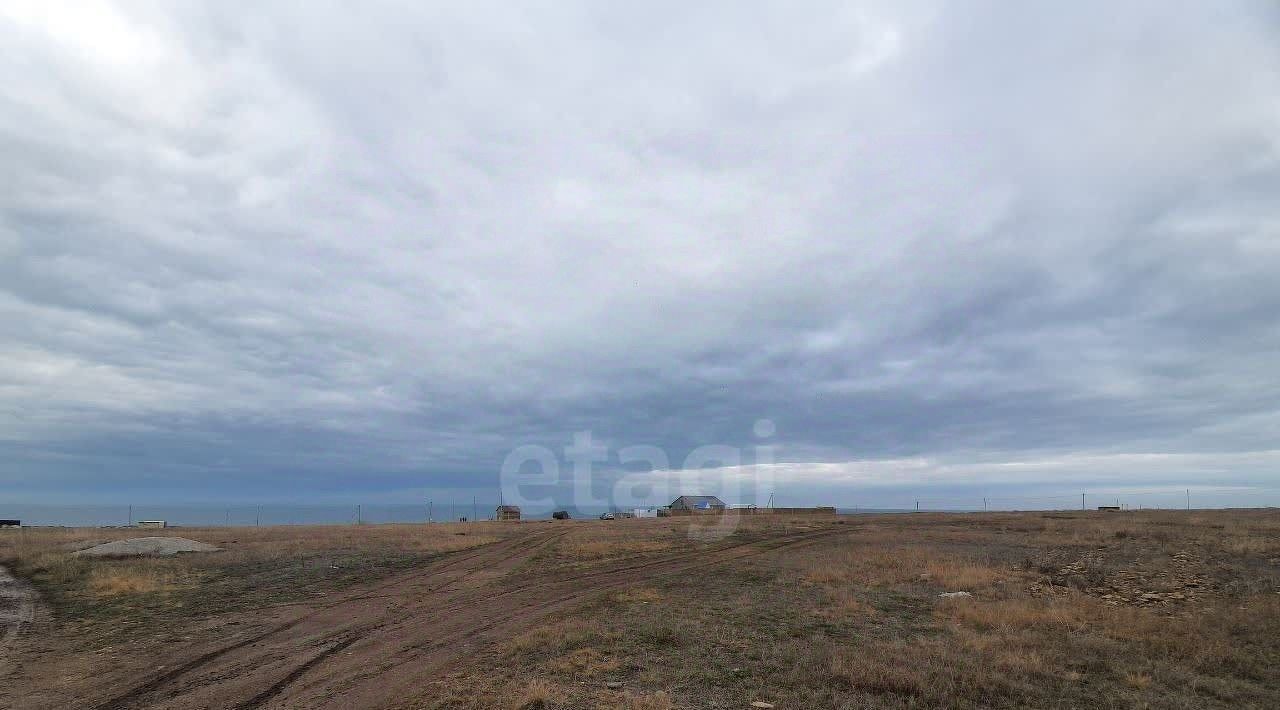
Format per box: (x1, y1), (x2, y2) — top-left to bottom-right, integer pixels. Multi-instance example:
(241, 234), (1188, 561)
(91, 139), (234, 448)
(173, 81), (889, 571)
(1031, 550), (1212, 608)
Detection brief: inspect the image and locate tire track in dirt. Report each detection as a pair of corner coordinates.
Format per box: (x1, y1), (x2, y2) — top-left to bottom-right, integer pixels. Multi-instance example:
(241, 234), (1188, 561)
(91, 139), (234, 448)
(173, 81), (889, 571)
(98, 528), (644, 709)
(210, 528), (846, 709)
(374, 526), (840, 630)
(94, 525), (848, 710)
(399, 527), (841, 663)
(93, 530), (567, 710)
(232, 633), (360, 710)
(0, 564), (38, 673)
(358, 528), (847, 709)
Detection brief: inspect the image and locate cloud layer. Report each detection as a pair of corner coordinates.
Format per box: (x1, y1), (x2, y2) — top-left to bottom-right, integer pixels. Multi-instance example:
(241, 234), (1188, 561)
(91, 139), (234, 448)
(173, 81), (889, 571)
(3, 1), (1279, 506)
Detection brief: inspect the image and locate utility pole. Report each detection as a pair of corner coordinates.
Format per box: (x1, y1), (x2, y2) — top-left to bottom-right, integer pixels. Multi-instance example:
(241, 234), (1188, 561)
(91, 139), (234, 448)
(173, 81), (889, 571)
(357, 504), (362, 525)
(428, 500), (433, 523)
(473, 496), (477, 522)
(225, 509), (230, 527)
(1186, 489), (1190, 510)
(255, 506), (261, 527)
(1081, 493), (1086, 511)
(983, 497), (988, 512)
(128, 504), (133, 527)
(915, 501), (920, 512)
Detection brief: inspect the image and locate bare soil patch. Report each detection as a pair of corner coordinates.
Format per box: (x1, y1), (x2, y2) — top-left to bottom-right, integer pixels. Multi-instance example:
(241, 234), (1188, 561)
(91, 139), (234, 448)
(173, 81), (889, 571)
(2, 511), (1277, 709)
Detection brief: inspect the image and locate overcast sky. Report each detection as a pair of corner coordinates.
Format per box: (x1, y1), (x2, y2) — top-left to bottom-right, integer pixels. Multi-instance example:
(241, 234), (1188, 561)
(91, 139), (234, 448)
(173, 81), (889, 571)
(3, 1), (1279, 509)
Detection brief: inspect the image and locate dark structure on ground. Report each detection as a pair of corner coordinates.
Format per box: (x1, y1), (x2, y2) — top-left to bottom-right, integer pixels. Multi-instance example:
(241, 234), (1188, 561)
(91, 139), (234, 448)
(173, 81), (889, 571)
(552, 510), (570, 520)
(669, 495), (727, 512)
(496, 505), (521, 521)
(661, 504), (836, 517)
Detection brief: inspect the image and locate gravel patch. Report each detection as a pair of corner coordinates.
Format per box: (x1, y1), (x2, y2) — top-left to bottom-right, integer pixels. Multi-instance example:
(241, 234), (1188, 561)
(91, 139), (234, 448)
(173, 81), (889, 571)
(74, 537), (222, 557)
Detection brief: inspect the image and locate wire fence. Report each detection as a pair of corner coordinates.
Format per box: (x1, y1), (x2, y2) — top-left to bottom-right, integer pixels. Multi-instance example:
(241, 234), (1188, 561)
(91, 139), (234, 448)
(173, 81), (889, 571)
(868, 486), (1280, 512)
(4, 487), (1279, 527)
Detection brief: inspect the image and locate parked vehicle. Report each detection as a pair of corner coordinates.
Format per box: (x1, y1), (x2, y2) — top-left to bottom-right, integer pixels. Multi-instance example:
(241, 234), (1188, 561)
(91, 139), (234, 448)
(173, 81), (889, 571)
(599, 512), (615, 520)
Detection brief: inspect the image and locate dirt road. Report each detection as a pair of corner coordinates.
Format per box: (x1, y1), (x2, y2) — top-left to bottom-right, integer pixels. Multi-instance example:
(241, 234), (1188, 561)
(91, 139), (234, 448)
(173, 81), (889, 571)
(0, 564), (37, 673)
(13, 526), (841, 709)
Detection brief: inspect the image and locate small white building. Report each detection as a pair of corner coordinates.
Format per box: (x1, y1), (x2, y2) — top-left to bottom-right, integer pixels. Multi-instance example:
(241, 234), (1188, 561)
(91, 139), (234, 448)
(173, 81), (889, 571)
(136, 520), (167, 529)
(631, 508), (658, 518)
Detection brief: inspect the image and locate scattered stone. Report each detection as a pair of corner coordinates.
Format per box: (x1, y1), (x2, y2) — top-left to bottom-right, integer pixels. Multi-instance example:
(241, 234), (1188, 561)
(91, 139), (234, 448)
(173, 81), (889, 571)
(750, 703), (775, 709)
(74, 537), (221, 557)
(605, 681), (623, 689)
(938, 591), (972, 599)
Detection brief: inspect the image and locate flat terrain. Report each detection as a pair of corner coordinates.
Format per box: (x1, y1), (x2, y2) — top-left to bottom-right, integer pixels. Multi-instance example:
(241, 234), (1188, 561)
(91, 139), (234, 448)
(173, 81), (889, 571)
(2, 510), (1278, 709)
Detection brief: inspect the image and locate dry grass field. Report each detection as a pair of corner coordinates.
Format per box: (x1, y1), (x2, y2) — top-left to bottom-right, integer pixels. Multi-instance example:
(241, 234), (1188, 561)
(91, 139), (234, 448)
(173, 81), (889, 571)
(2, 511), (1278, 709)
(0, 523), (508, 643)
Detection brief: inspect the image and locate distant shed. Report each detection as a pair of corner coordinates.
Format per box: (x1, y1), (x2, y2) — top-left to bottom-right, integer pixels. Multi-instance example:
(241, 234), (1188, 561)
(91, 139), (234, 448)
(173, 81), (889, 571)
(669, 496), (726, 512)
(496, 505), (521, 521)
(136, 520), (167, 529)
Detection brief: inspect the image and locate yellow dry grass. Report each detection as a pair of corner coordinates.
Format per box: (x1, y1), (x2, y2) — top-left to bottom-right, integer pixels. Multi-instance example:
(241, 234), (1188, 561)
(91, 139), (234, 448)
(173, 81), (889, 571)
(799, 543), (1007, 591)
(938, 595), (1096, 632)
(827, 636), (1010, 702)
(546, 646), (621, 676)
(508, 678), (556, 710)
(1124, 671), (1154, 689)
(498, 511), (1280, 708)
(86, 564), (191, 597)
(614, 587), (663, 604)
(0, 522), (505, 601)
(0, 522), (505, 566)
(817, 587), (874, 618)
(504, 619), (610, 657)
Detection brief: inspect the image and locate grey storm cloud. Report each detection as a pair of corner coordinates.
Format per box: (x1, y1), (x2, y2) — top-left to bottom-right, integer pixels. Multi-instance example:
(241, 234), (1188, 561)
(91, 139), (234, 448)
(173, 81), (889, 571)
(2, 1), (1279, 505)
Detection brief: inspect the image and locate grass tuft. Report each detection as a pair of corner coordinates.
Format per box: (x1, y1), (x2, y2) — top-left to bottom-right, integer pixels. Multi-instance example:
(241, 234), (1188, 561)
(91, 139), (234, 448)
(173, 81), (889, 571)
(509, 679), (556, 709)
